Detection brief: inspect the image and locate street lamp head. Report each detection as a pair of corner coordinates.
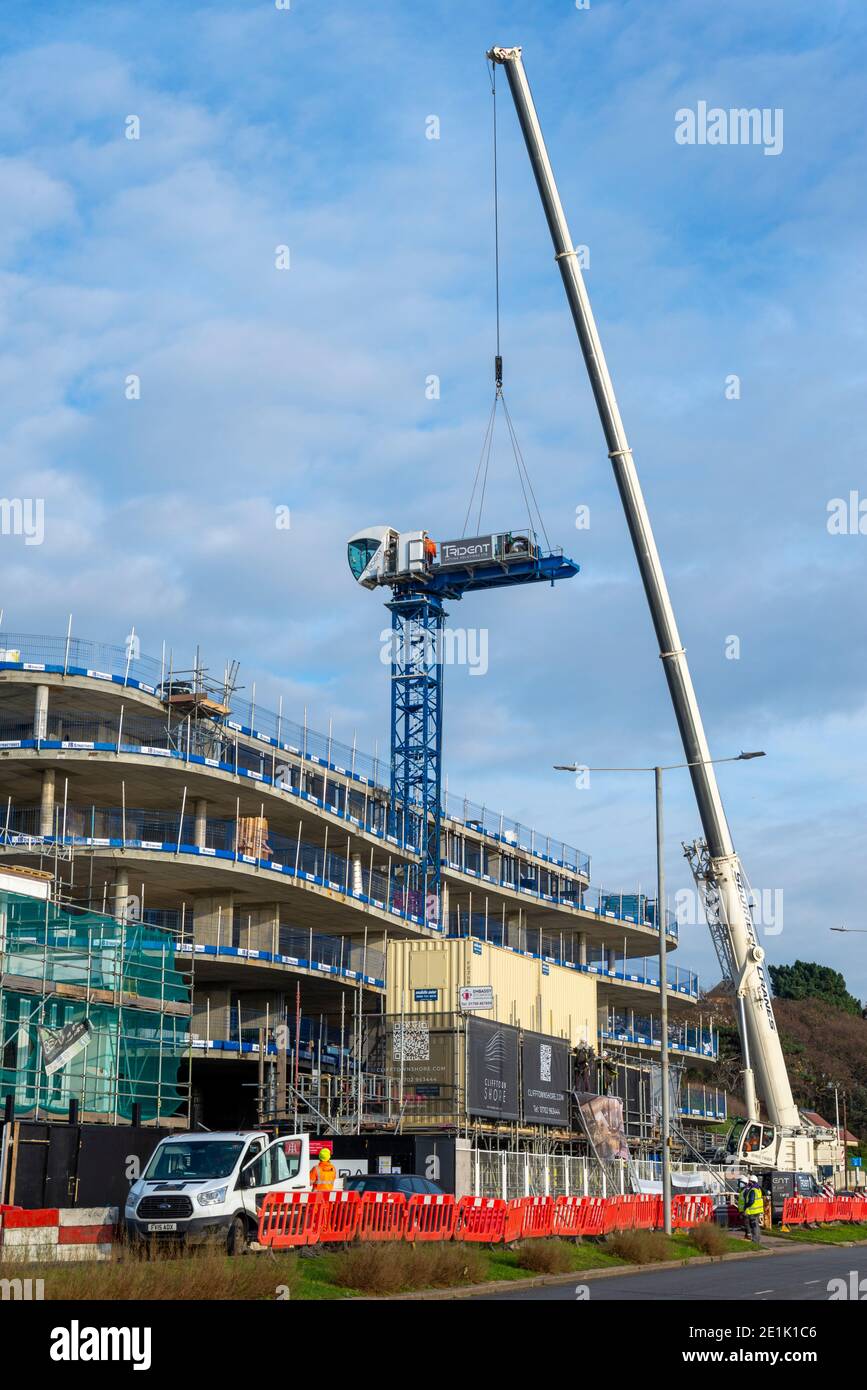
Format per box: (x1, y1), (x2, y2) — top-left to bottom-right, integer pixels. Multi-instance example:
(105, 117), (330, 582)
(737, 751), (766, 760)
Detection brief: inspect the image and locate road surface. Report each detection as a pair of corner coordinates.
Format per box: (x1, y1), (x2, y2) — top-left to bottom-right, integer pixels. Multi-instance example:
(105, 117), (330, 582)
(473, 1244), (865, 1300)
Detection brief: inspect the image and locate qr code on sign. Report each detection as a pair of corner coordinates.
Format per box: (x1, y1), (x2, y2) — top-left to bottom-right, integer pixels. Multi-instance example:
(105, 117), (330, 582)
(393, 1021), (430, 1062)
(539, 1044), (552, 1082)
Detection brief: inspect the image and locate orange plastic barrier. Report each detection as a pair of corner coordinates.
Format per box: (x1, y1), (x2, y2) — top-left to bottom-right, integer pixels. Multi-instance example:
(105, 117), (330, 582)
(577, 1196), (606, 1237)
(504, 1200), (525, 1244)
(781, 1196), (807, 1226)
(356, 1191), (408, 1241)
(257, 1191), (324, 1248)
(455, 1196), (508, 1243)
(551, 1196), (583, 1238)
(671, 1194), (713, 1229)
(634, 1195), (660, 1230)
(602, 1194), (639, 1233)
(405, 1194), (457, 1242)
(318, 1190), (361, 1243)
(519, 1196), (555, 1239)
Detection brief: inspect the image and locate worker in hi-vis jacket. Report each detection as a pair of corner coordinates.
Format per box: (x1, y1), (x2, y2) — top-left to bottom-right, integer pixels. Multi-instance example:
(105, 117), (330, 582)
(310, 1146), (337, 1192)
(737, 1177), (765, 1244)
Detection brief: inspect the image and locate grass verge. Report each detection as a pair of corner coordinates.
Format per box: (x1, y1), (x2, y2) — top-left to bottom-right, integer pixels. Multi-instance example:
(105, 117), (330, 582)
(2, 1225), (768, 1300)
(774, 1222), (867, 1246)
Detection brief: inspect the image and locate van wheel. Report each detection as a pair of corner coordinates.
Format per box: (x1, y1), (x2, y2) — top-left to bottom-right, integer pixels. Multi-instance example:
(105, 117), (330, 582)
(227, 1216), (249, 1256)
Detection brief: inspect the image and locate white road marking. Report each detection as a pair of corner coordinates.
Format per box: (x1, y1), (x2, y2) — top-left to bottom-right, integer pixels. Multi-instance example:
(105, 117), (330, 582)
(753, 1289), (774, 1295)
(805, 1279), (822, 1284)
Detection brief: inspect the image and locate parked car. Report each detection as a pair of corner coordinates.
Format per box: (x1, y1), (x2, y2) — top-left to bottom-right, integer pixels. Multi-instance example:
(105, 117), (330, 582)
(342, 1174), (445, 1197)
(124, 1130), (310, 1254)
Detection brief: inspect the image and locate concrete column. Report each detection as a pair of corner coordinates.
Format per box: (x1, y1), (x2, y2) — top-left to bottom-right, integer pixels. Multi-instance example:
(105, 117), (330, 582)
(578, 931), (587, 967)
(39, 768), (56, 836)
(192, 892), (235, 949)
(112, 868), (129, 923)
(34, 684), (50, 740)
(239, 902), (281, 954)
(607, 947), (617, 973)
(193, 798), (208, 849)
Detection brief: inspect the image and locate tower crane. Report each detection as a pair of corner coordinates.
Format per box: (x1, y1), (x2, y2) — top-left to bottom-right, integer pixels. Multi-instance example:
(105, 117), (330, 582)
(488, 45), (836, 1177)
(348, 525), (578, 924)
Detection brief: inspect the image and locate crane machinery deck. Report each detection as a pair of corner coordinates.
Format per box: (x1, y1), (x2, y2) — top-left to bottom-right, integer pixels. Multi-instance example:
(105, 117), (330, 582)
(488, 43), (837, 1180)
(348, 525), (578, 924)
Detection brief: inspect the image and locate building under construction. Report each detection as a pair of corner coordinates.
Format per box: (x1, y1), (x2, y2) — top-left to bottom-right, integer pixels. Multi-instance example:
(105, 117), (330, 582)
(0, 630), (724, 1196)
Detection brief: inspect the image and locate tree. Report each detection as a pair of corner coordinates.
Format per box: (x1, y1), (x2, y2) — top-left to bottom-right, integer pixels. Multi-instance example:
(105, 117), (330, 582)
(768, 960), (862, 1016)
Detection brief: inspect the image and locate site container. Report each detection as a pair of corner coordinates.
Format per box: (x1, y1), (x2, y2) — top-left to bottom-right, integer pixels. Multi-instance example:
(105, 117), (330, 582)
(386, 936), (596, 1046)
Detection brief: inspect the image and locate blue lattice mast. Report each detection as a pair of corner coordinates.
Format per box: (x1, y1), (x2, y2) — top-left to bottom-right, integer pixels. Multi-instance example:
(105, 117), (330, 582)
(387, 591), (445, 910)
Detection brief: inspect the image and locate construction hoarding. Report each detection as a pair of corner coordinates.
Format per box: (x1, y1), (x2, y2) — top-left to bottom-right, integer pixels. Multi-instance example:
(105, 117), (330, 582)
(466, 1017), (520, 1121)
(521, 1029), (571, 1125)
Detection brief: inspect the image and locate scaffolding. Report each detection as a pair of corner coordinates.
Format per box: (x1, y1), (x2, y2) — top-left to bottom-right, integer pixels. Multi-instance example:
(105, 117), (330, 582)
(0, 887), (192, 1124)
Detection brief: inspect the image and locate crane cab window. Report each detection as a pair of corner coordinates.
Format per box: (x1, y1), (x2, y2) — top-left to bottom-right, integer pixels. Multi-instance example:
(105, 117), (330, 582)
(348, 538), (381, 580)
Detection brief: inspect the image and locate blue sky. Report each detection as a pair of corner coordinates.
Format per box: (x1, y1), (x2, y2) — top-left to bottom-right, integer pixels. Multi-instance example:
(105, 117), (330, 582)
(1, 0), (866, 997)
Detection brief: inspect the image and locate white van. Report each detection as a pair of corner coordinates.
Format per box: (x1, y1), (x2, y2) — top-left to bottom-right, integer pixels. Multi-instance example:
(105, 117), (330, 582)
(124, 1130), (310, 1254)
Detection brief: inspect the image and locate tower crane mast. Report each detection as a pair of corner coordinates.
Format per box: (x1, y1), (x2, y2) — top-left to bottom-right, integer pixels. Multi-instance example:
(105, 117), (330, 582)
(489, 45), (836, 1175)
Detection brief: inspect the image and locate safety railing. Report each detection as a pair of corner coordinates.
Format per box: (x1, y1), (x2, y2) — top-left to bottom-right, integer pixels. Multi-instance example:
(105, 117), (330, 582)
(0, 803), (438, 933)
(447, 892), (677, 941)
(602, 1011), (716, 1056)
(446, 917), (697, 997)
(679, 1086), (728, 1119)
(0, 708), (401, 848)
(0, 632), (592, 877)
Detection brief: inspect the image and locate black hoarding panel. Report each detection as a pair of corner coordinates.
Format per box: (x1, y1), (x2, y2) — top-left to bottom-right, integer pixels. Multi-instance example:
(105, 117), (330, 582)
(467, 1017), (520, 1121)
(521, 1031), (570, 1125)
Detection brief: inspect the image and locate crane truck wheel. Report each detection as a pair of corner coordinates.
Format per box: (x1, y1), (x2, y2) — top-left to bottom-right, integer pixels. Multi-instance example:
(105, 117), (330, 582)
(227, 1214), (250, 1256)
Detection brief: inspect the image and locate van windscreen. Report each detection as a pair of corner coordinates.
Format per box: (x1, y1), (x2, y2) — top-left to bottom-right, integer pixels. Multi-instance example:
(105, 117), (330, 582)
(144, 1141), (245, 1181)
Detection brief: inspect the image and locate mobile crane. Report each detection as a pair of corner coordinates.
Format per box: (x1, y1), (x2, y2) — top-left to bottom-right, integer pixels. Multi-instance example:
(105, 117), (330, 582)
(488, 45), (837, 1178)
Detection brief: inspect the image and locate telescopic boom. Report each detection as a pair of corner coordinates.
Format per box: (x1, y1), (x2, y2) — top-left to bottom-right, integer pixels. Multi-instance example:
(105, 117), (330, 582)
(488, 44), (799, 1129)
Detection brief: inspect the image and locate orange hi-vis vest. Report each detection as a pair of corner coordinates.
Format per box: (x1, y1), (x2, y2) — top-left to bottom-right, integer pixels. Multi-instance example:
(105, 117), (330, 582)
(311, 1160), (336, 1192)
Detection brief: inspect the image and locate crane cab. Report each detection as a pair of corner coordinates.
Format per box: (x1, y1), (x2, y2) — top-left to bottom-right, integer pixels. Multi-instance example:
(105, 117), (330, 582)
(723, 1118), (779, 1167)
(348, 527), (437, 590)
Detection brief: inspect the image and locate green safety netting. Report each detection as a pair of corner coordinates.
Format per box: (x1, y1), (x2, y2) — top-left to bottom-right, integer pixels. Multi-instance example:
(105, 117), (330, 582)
(0, 889), (190, 1121)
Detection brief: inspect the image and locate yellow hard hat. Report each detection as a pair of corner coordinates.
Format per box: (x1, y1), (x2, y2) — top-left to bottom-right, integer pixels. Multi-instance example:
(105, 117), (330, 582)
(319, 1147), (331, 1160)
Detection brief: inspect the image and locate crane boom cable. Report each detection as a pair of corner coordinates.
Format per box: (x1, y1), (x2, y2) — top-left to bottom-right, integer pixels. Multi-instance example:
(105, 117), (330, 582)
(463, 60), (553, 547)
(461, 394), (497, 538)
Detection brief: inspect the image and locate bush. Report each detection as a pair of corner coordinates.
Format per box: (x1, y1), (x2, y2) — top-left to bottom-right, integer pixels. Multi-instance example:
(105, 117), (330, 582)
(16, 1246), (302, 1301)
(331, 1242), (487, 1294)
(689, 1222), (728, 1257)
(606, 1230), (671, 1264)
(515, 1239), (576, 1274)
(332, 1244), (409, 1294)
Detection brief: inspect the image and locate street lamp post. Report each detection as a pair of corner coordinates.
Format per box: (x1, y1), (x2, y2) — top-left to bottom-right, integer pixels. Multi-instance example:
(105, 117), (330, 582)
(554, 751), (765, 1237)
(654, 766), (672, 1236)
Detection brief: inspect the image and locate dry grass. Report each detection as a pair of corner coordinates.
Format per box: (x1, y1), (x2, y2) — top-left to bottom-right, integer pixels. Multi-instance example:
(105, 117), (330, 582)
(331, 1241), (487, 1294)
(689, 1222), (728, 1257)
(514, 1239), (577, 1274)
(10, 1245), (303, 1302)
(605, 1230), (672, 1264)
